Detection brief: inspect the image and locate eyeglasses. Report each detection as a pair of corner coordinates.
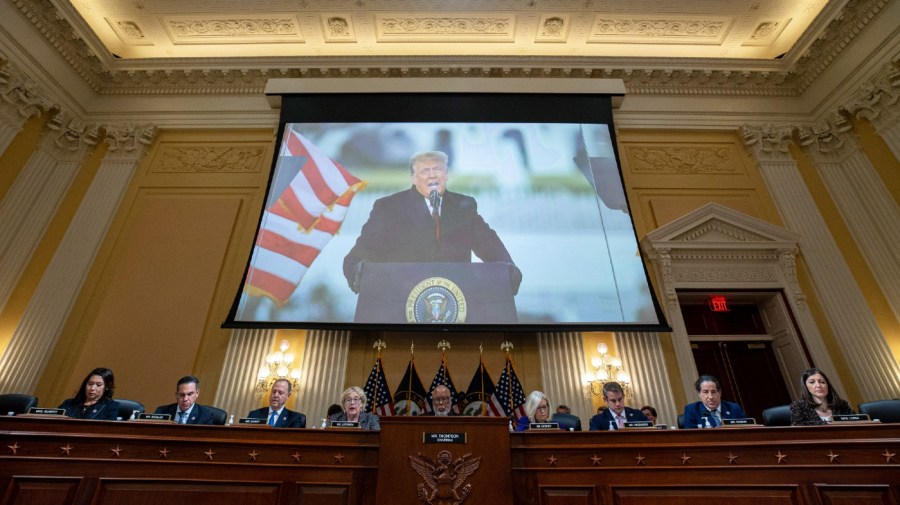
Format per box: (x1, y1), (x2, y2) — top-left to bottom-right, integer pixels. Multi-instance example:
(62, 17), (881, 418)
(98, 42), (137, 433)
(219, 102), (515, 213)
(432, 397), (451, 404)
(344, 397), (363, 405)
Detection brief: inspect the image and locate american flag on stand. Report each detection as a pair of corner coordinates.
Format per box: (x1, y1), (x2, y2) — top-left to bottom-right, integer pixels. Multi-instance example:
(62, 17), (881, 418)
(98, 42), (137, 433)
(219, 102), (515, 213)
(428, 359), (461, 414)
(491, 356), (527, 420)
(363, 356), (395, 416)
(244, 127), (366, 305)
(460, 358), (504, 416)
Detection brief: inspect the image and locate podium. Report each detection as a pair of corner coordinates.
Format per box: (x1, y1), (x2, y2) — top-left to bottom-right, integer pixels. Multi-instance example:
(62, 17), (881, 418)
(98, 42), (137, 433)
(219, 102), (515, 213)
(354, 262), (518, 324)
(375, 416), (513, 505)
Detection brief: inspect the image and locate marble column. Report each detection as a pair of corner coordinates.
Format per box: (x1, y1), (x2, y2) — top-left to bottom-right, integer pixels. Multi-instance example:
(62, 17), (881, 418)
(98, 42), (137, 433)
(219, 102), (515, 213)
(799, 119), (900, 322)
(0, 123), (154, 393)
(742, 125), (900, 400)
(536, 332), (593, 427)
(615, 331), (679, 427)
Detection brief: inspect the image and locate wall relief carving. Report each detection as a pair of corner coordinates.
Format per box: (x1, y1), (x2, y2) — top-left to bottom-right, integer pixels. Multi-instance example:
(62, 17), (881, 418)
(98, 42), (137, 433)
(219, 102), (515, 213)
(153, 145), (266, 173)
(627, 146), (735, 174)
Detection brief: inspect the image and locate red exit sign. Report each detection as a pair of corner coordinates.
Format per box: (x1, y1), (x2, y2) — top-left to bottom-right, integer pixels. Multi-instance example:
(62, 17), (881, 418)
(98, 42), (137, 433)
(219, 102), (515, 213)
(708, 295), (729, 312)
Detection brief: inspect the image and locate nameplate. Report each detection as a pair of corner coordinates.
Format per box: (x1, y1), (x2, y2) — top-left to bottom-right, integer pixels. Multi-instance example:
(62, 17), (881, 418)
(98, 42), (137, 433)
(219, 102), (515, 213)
(137, 413), (171, 421)
(654, 424), (669, 430)
(330, 421), (360, 428)
(238, 417), (265, 425)
(424, 432), (467, 444)
(833, 414), (870, 422)
(722, 418), (756, 426)
(623, 421), (654, 428)
(529, 422), (560, 430)
(28, 408), (64, 416)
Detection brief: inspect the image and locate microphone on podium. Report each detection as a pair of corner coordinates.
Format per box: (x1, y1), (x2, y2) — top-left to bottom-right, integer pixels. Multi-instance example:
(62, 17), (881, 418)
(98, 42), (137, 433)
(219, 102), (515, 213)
(429, 189), (441, 217)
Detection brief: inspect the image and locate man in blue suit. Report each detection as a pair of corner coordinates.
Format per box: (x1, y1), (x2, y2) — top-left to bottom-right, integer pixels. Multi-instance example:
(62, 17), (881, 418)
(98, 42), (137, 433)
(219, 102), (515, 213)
(683, 374), (747, 429)
(154, 375), (217, 425)
(589, 382), (648, 430)
(247, 378), (306, 428)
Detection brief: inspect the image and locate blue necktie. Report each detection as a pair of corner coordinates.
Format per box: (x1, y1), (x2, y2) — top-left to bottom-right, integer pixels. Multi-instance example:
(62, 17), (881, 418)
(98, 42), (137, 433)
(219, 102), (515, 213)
(710, 411), (720, 427)
(269, 411), (278, 426)
(178, 411), (188, 424)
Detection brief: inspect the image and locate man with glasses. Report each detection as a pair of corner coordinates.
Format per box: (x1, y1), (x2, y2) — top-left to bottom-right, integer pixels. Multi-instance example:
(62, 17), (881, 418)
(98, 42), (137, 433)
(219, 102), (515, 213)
(343, 150), (521, 295)
(422, 385), (458, 416)
(154, 375), (216, 425)
(683, 374), (747, 429)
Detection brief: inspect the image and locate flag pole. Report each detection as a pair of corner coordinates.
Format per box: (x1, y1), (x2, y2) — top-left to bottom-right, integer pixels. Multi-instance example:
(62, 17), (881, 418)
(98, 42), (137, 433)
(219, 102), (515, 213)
(372, 339), (386, 414)
(406, 341), (414, 416)
(501, 340), (514, 418)
(479, 343), (486, 417)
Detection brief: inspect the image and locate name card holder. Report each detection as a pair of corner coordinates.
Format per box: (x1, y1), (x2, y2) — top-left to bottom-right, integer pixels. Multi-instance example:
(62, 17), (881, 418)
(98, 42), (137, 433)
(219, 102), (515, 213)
(237, 417), (266, 426)
(654, 424), (669, 430)
(833, 414), (871, 423)
(424, 432), (467, 444)
(623, 420), (654, 429)
(529, 422), (560, 430)
(136, 413), (172, 422)
(25, 407), (65, 417)
(722, 418), (757, 426)
(330, 421), (360, 428)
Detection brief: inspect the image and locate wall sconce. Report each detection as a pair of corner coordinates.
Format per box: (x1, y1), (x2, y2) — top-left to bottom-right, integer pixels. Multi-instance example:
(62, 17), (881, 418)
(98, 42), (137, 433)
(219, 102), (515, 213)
(583, 342), (631, 398)
(256, 339), (301, 395)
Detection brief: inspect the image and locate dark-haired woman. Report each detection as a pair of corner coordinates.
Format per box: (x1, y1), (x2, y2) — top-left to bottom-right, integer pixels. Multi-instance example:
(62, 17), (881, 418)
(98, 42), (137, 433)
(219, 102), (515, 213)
(790, 367), (854, 426)
(59, 367), (120, 420)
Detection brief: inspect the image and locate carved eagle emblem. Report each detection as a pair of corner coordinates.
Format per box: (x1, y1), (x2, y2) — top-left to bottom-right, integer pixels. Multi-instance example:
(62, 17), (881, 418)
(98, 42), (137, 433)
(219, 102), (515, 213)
(408, 450), (481, 505)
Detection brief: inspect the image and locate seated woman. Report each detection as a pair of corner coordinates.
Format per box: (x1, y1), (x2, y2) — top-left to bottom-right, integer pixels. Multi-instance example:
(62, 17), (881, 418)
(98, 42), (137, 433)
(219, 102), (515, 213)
(329, 386), (380, 430)
(790, 367), (854, 426)
(515, 391), (560, 431)
(59, 367), (120, 420)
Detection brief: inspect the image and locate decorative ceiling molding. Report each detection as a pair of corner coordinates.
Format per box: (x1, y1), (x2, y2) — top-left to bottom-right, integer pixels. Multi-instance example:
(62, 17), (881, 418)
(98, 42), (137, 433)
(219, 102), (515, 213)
(6, 0), (892, 98)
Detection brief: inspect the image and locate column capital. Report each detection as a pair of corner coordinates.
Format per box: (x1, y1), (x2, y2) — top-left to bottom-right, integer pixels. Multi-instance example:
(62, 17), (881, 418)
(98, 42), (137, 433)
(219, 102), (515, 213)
(41, 110), (101, 158)
(102, 123), (158, 161)
(740, 124), (796, 164)
(797, 113), (861, 163)
(0, 59), (54, 122)
(842, 58), (900, 132)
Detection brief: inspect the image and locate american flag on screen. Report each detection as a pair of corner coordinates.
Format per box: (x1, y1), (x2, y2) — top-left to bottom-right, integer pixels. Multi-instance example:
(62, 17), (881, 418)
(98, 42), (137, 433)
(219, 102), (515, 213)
(460, 358), (504, 417)
(427, 359), (461, 414)
(492, 356), (527, 420)
(363, 356), (395, 416)
(244, 128), (366, 305)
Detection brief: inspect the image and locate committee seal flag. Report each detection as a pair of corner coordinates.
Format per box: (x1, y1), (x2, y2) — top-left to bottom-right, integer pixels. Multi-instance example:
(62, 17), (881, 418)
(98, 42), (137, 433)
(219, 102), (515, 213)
(460, 356), (504, 417)
(393, 356), (431, 416)
(244, 127), (366, 305)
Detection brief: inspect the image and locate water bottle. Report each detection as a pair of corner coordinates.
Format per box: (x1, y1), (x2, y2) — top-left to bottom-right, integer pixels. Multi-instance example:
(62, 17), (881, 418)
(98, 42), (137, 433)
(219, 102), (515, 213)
(320, 418), (327, 429)
(703, 417), (712, 429)
(608, 420), (616, 431)
(509, 420), (514, 432)
(7, 411), (14, 416)
(227, 414), (234, 426)
(129, 410), (138, 421)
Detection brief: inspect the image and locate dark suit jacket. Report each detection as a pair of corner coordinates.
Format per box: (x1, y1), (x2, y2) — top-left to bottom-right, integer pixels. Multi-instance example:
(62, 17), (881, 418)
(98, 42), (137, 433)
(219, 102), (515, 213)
(154, 403), (217, 425)
(343, 186), (521, 293)
(419, 409), (459, 416)
(59, 397), (120, 421)
(247, 407), (306, 428)
(589, 407), (648, 431)
(683, 400), (747, 429)
(790, 399), (854, 426)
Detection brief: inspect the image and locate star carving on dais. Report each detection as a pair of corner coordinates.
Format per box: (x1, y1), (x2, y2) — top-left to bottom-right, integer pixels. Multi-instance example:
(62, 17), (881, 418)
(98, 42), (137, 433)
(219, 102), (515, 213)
(158, 447), (170, 459)
(291, 451), (302, 463)
(333, 453), (345, 464)
(7, 442), (20, 455)
(775, 450), (787, 464)
(882, 449), (896, 464)
(546, 454), (558, 466)
(727, 452), (739, 464)
(590, 454), (602, 466)
(679, 453), (691, 465)
(110, 445), (123, 458)
(204, 449), (216, 461)
(634, 453), (646, 465)
(60, 443), (73, 456)
(825, 450), (840, 463)
(248, 449), (259, 462)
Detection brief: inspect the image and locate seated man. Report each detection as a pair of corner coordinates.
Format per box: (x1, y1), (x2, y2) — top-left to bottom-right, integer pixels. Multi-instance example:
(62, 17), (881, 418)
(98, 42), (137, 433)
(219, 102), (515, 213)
(683, 374), (747, 428)
(421, 385), (458, 416)
(247, 378), (306, 428)
(154, 375), (216, 425)
(589, 382), (648, 430)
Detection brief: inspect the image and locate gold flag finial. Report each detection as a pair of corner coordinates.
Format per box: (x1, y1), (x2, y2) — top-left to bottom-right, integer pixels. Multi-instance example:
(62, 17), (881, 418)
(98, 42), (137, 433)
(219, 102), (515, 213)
(437, 340), (450, 352)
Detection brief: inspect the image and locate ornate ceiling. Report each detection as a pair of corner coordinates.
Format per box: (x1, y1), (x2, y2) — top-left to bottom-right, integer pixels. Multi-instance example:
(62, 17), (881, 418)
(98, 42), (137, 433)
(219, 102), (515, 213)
(9, 0), (891, 97)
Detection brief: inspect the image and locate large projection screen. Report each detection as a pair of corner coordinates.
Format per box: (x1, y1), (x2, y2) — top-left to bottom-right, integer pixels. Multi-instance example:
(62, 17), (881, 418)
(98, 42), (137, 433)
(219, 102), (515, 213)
(224, 79), (669, 332)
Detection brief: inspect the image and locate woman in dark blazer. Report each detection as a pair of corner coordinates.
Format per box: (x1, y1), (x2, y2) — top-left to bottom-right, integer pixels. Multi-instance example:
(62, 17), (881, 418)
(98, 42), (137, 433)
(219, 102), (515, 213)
(329, 386), (380, 430)
(790, 367), (854, 426)
(59, 367), (120, 421)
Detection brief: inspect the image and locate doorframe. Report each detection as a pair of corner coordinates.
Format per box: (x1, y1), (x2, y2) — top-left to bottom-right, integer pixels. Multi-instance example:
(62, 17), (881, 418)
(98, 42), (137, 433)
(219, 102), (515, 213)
(640, 203), (845, 403)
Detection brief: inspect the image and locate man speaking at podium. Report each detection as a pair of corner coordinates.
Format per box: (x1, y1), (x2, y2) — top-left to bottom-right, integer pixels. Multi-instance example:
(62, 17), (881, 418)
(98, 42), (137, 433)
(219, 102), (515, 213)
(343, 150), (522, 295)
